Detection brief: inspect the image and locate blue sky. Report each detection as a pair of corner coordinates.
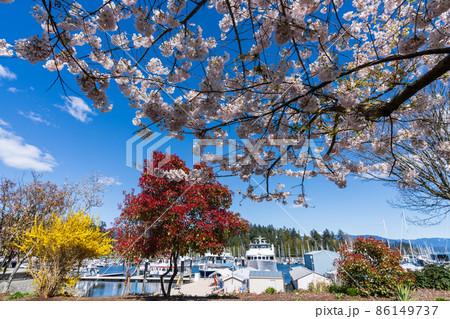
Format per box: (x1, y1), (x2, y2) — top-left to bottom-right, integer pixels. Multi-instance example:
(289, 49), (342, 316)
(0, 2), (449, 240)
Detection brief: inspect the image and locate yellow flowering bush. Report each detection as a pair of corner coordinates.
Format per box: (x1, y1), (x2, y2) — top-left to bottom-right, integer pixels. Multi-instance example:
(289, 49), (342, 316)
(18, 211), (113, 298)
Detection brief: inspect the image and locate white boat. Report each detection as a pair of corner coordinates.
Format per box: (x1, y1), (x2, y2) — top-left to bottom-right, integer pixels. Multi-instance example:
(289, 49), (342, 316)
(198, 252), (235, 278)
(245, 236), (277, 271)
(401, 263), (423, 271)
(141, 258), (193, 277)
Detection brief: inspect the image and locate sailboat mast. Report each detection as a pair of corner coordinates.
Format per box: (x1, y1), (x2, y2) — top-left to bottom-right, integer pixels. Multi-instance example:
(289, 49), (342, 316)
(383, 218), (390, 248)
(403, 211), (415, 259)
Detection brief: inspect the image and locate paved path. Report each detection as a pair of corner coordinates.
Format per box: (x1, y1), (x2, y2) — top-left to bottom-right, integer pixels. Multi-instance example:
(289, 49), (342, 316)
(0, 279), (33, 294)
(175, 278), (216, 297)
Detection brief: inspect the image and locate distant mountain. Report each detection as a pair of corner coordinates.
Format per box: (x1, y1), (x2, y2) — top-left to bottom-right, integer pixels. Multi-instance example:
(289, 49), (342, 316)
(351, 235), (450, 251)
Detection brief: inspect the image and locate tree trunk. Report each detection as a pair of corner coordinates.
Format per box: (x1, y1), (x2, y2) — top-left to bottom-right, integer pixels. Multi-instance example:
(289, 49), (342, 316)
(126, 277), (131, 295)
(141, 261), (148, 294)
(2, 253), (28, 294)
(160, 254), (173, 298)
(120, 279), (125, 295)
(166, 253), (178, 297)
(121, 262), (140, 296)
(120, 278), (127, 296)
(1, 254), (12, 275)
(121, 263), (130, 296)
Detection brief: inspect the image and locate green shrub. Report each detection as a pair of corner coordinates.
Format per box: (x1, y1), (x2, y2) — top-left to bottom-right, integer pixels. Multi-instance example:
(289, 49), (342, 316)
(346, 287), (359, 296)
(4, 292), (33, 300)
(436, 298), (448, 301)
(329, 283), (346, 294)
(265, 287), (276, 294)
(336, 237), (414, 297)
(414, 265), (450, 290)
(395, 285), (417, 301)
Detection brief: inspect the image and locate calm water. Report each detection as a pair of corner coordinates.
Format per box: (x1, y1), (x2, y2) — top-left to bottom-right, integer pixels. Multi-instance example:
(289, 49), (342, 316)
(77, 280), (170, 297)
(76, 264), (300, 297)
(76, 265), (192, 297)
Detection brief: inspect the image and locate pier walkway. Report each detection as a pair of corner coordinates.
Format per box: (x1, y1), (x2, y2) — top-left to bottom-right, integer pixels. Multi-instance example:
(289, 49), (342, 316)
(80, 273), (191, 283)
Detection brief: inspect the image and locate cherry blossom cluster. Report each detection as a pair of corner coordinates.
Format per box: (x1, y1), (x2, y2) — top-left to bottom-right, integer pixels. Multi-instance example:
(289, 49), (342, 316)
(0, 0), (449, 203)
(152, 166), (215, 184)
(0, 39), (13, 56)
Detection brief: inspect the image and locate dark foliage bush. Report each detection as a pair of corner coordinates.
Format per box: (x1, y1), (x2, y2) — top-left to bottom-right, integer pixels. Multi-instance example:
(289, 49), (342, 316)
(346, 287), (360, 296)
(329, 283), (347, 294)
(414, 265), (450, 290)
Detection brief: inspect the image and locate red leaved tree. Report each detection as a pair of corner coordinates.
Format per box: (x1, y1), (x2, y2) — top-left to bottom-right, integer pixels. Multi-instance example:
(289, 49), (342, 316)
(113, 152), (249, 297)
(336, 237), (414, 297)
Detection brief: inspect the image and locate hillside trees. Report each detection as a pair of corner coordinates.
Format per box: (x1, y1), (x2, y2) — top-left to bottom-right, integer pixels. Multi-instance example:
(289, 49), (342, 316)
(227, 224), (346, 256)
(114, 152), (248, 297)
(0, 1), (449, 203)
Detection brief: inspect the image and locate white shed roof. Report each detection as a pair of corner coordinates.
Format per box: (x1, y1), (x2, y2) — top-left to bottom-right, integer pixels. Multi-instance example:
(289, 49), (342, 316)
(223, 273), (247, 282)
(289, 265), (327, 281)
(289, 266), (313, 281)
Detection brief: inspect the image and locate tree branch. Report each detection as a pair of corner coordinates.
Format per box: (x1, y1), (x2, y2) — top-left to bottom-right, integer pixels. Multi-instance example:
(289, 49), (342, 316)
(360, 54), (450, 118)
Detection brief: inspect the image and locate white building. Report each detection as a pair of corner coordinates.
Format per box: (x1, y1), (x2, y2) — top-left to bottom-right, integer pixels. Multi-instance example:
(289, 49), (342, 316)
(248, 271), (285, 294)
(290, 265), (331, 290)
(222, 273), (247, 293)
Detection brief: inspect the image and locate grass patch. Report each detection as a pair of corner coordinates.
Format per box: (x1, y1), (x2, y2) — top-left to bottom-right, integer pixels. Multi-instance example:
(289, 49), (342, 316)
(334, 293), (345, 300)
(4, 292), (34, 300)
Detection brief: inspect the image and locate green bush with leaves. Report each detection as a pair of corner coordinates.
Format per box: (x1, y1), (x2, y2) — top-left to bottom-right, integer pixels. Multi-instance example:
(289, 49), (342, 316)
(436, 298), (448, 301)
(329, 283), (346, 294)
(346, 287), (359, 296)
(336, 237), (414, 297)
(414, 265), (450, 290)
(264, 287), (276, 294)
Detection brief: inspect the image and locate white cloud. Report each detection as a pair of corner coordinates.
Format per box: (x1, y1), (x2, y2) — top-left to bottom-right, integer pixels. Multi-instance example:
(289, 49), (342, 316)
(19, 111), (51, 126)
(0, 64), (17, 80)
(0, 126), (57, 171)
(99, 176), (122, 186)
(7, 87), (19, 93)
(0, 118), (9, 127)
(57, 96), (95, 123)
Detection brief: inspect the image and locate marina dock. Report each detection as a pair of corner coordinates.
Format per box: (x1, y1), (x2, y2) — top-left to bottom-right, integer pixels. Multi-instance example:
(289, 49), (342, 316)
(80, 274), (192, 283)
